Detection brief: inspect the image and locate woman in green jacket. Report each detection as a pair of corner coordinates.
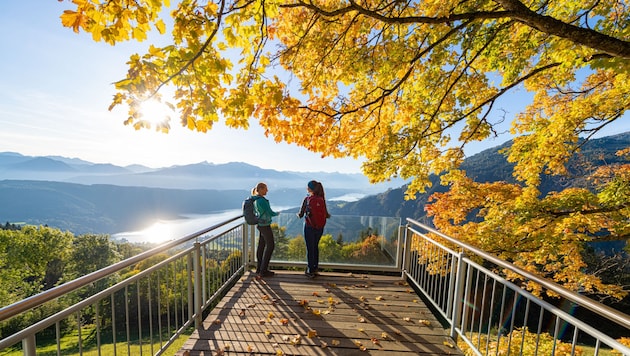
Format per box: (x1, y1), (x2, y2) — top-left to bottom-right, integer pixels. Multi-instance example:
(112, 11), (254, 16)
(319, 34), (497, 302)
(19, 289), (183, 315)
(252, 182), (278, 278)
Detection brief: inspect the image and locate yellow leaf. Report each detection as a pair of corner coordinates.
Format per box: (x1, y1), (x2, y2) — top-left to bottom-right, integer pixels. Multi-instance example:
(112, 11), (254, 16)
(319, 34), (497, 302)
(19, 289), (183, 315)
(60, 10), (87, 33)
(155, 19), (166, 34)
(307, 330), (317, 338)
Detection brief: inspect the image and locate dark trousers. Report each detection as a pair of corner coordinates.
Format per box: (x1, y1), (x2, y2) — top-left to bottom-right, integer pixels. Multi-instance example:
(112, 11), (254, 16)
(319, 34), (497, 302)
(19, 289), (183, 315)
(256, 225), (275, 273)
(304, 225), (324, 274)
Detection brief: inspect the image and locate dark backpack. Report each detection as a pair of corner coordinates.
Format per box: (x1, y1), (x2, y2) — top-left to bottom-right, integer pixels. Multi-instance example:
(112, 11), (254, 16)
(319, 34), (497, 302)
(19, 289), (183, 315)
(242, 196), (259, 225)
(305, 195), (327, 229)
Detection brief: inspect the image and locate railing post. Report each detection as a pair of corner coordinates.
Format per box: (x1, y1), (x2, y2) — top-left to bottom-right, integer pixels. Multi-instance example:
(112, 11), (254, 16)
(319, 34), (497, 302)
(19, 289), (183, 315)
(241, 223), (250, 269)
(21, 335), (35, 356)
(450, 251), (467, 340)
(400, 224), (411, 278)
(193, 241), (202, 329)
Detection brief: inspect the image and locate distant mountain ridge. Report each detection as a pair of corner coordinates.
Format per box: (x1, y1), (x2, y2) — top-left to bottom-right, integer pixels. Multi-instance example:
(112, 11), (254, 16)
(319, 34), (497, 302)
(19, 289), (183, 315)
(0, 152), (405, 192)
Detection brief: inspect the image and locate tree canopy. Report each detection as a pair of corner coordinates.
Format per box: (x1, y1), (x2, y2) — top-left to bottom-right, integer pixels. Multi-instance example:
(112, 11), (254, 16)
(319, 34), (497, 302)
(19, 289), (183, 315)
(59, 0), (629, 193)
(59, 0), (629, 296)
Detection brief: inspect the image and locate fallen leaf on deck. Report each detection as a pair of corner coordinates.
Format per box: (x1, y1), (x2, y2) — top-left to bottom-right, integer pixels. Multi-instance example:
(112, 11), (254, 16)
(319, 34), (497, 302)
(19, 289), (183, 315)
(307, 329), (318, 338)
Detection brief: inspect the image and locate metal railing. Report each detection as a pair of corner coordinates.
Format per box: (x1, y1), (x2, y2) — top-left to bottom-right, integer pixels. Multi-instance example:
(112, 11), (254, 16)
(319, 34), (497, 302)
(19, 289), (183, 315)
(404, 218), (630, 355)
(2, 214), (628, 355)
(0, 216), (248, 356)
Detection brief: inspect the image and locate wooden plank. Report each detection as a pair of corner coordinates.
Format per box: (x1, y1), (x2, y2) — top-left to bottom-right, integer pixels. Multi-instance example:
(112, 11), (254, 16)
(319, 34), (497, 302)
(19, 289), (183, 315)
(177, 271), (462, 355)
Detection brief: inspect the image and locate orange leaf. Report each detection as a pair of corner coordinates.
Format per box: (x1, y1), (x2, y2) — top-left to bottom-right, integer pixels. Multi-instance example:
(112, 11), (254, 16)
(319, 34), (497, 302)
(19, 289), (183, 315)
(60, 10), (87, 33)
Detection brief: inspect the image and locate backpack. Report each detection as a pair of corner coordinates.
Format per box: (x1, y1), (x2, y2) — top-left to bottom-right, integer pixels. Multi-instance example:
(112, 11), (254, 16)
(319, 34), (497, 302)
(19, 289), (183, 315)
(242, 196), (259, 225)
(305, 195), (327, 229)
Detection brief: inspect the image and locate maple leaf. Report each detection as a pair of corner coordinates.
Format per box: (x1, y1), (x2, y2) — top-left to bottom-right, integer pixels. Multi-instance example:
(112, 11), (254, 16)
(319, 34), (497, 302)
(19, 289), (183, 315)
(60, 10), (88, 33)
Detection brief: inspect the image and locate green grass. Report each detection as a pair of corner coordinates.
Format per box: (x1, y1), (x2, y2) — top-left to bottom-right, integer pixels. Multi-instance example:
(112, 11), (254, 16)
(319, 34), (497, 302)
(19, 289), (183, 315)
(0, 325), (193, 356)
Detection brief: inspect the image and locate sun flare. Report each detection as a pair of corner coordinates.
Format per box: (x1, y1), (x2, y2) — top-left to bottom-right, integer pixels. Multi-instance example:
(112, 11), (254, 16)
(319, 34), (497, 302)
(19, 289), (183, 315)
(138, 98), (173, 131)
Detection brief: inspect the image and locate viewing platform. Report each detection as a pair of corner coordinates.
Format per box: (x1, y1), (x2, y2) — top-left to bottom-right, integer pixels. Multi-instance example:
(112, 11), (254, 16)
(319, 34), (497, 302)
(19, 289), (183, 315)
(178, 271), (461, 355)
(1, 216), (629, 355)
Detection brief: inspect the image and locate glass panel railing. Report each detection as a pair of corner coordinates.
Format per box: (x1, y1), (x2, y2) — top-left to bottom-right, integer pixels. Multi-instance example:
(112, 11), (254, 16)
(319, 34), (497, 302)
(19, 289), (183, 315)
(268, 214), (402, 270)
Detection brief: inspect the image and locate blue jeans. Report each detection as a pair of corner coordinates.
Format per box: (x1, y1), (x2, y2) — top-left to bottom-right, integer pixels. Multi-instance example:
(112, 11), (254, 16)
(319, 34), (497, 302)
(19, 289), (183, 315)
(304, 225), (323, 274)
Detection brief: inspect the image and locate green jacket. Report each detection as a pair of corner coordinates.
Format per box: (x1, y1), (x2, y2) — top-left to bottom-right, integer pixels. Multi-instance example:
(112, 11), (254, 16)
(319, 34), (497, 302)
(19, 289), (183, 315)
(253, 195), (278, 226)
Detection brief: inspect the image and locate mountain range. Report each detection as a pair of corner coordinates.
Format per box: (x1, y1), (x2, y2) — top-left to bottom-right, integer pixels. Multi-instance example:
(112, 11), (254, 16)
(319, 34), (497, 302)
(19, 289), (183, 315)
(1, 131), (627, 235)
(0, 152), (405, 192)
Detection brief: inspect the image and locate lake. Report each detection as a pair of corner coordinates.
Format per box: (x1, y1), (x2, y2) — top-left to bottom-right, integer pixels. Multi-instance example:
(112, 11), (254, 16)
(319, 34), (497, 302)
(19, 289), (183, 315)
(112, 210), (243, 244)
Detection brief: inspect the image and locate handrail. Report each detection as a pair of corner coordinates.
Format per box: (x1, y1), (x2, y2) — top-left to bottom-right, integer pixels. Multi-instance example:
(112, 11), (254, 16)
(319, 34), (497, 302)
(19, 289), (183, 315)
(0, 215), (243, 322)
(406, 217), (630, 330)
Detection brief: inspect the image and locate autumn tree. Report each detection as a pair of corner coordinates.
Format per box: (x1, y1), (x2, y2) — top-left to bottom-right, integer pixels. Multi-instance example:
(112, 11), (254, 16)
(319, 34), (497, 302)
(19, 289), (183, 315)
(59, 1), (629, 293)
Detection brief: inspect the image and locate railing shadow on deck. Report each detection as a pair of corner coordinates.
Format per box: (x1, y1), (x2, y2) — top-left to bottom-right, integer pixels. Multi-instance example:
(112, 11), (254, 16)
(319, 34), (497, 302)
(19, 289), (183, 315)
(0, 214), (628, 355)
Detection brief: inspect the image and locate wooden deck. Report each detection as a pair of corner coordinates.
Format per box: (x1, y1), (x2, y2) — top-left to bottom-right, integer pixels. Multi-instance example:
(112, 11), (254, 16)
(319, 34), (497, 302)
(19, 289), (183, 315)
(177, 271), (462, 356)
(177, 271), (463, 355)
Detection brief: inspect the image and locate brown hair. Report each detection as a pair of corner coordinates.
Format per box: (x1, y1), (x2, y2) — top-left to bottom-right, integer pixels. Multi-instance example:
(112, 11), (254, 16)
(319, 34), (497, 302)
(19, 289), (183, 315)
(308, 180), (325, 199)
(253, 182), (268, 195)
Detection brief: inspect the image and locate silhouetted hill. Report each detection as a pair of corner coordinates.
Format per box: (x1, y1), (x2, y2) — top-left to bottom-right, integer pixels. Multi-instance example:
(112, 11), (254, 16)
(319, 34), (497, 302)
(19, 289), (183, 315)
(331, 132), (629, 222)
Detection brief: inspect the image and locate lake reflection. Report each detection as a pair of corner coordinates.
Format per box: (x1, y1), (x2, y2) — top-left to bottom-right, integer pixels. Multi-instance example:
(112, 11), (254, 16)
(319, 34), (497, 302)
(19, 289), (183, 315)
(112, 209), (242, 243)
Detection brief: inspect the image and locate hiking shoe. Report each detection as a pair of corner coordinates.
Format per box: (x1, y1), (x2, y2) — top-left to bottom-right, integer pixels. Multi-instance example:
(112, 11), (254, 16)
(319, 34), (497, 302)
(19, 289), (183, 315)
(261, 270), (275, 277)
(305, 272), (316, 279)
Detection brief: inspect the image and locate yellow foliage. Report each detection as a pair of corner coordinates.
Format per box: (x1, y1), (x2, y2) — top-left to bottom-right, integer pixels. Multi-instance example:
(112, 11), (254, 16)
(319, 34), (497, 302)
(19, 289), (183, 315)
(57, 0), (630, 198)
(458, 328), (584, 356)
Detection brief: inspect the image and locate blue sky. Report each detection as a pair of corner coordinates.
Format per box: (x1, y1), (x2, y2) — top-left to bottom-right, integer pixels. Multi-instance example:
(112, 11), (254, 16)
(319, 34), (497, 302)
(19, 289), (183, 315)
(0, 2), (626, 174)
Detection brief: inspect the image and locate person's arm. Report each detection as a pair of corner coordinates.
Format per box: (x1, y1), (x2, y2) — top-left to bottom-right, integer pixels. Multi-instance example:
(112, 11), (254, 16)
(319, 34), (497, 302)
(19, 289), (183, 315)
(297, 197), (307, 218)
